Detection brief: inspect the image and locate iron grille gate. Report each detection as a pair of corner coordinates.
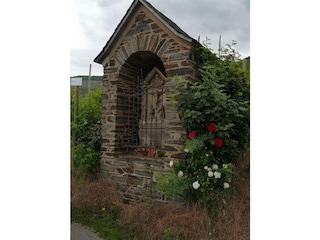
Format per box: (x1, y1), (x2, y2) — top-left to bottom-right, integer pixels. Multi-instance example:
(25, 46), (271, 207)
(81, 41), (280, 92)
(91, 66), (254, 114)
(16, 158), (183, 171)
(122, 71), (166, 156)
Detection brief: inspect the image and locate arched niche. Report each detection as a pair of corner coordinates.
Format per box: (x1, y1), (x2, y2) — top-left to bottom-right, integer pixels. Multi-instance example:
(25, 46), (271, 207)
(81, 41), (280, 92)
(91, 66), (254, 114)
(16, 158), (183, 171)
(116, 51), (166, 154)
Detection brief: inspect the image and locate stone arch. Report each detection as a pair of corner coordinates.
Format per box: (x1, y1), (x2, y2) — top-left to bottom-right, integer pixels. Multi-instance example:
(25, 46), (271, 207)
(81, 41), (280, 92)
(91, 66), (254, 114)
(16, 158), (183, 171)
(113, 33), (171, 66)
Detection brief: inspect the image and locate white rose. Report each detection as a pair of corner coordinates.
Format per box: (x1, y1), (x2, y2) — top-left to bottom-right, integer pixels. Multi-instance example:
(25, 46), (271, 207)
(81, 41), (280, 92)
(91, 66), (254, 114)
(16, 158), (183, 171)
(184, 148), (189, 153)
(192, 181), (200, 189)
(177, 170), (184, 177)
(212, 164), (218, 170)
(213, 171), (221, 179)
(208, 171), (214, 177)
(169, 161), (173, 167)
(223, 164), (228, 168)
(223, 182), (230, 189)
(204, 166), (208, 170)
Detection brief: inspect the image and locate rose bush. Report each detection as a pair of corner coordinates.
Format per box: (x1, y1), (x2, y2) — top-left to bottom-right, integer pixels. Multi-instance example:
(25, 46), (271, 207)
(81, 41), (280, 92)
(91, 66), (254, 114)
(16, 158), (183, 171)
(157, 41), (249, 211)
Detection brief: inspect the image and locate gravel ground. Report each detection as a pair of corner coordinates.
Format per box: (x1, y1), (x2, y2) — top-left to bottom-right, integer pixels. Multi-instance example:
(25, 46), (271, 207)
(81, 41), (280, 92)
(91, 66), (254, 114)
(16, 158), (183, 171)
(71, 222), (104, 240)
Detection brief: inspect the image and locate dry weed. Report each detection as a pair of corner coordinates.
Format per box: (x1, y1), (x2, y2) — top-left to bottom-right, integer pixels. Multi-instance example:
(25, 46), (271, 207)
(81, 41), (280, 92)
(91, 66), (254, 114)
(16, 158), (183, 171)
(212, 152), (250, 240)
(123, 202), (212, 240)
(71, 176), (125, 211)
(70, 152), (250, 239)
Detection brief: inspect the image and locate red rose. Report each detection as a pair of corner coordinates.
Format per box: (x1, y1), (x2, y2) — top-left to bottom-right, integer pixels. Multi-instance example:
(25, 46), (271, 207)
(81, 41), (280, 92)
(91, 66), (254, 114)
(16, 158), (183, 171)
(207, 123), (217, 132)
(211, 192), (216, 198)
(188, 131), (197, 140)
(214, 137), (224, 148)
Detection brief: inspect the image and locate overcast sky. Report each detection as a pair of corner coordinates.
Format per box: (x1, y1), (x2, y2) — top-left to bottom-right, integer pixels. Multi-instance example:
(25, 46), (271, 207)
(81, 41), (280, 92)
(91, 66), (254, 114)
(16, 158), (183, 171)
(70, 0), (250, 77)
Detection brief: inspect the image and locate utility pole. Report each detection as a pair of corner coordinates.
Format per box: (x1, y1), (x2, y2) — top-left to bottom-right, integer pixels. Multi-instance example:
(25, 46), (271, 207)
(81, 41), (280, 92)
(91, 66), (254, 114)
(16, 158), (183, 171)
(218, 35), (221, 58)
(70, 77), (82, 169)
(242, 58), (247, 77)
(74, 86), (79, 124)
(88, 64), (92, 94)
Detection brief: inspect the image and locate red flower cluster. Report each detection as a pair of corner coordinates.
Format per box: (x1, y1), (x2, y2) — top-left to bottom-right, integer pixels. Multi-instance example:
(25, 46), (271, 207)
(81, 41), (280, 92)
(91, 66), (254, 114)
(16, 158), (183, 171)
(187, 123), (224, 148)
(207, 122), (217, 132)
(214, 137), (224, 148)
(188, 131), (197, 140)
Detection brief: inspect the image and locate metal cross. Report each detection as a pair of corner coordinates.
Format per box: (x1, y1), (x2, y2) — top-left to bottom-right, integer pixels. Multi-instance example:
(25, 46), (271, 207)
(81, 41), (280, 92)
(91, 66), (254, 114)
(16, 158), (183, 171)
(137, 18), (145, 31)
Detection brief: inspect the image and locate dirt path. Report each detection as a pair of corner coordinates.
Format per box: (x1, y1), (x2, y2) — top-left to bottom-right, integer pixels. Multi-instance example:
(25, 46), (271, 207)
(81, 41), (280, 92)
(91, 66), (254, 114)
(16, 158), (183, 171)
(71, 222), (104, 240)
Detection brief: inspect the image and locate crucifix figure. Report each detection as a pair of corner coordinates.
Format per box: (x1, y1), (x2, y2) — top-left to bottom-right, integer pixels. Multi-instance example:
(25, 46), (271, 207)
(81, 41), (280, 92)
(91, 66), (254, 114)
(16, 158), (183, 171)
(137, 19), (144, 31)
(139, 67), (166, 149)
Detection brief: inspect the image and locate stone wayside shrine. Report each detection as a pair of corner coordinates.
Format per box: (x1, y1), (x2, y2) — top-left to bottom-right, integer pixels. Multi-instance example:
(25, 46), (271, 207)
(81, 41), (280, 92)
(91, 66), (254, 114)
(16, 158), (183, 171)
(94, 0), (200, 203)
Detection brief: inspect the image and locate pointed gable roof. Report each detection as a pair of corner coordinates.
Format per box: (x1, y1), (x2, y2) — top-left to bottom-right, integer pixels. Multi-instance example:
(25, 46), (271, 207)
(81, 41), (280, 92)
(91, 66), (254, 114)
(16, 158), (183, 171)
(94, 0), (196, 64)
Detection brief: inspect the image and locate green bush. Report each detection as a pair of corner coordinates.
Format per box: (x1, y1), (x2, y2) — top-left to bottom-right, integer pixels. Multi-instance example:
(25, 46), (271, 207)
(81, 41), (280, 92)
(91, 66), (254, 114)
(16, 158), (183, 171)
(157, 41), (250, 210)
(71, 86), (102, 177)
(73, 143), (100, 174)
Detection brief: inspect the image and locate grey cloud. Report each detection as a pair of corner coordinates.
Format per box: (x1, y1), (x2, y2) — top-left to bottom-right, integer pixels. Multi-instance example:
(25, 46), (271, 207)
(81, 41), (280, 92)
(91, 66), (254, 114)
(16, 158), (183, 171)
(71, 0), (250, 76)
(149, 0), (249, 54)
